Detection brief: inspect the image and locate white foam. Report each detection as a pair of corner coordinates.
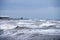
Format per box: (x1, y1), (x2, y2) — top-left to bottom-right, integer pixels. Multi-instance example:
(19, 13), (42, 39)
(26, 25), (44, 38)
(0, 24), (17, 30)
(40, 22), (56, 27)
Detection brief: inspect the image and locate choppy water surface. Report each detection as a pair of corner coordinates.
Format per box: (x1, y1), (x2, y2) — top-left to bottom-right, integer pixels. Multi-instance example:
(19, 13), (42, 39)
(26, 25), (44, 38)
(0, 20), (60, 40)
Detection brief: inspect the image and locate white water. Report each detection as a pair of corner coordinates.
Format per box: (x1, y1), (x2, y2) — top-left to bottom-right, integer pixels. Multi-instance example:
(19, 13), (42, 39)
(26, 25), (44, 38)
(0, 19), (60, 40)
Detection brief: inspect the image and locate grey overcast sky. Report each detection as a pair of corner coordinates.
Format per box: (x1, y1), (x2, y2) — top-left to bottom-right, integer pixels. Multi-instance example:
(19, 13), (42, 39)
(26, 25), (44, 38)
(0, 0), (60, 19)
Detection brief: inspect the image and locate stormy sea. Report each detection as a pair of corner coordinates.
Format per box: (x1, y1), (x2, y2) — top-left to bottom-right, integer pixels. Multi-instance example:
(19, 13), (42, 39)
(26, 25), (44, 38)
(0, 19), (60, 40)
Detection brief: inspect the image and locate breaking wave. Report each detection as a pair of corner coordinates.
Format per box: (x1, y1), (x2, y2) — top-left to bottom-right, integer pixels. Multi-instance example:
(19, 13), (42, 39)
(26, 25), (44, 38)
(0, 20), (60, 40)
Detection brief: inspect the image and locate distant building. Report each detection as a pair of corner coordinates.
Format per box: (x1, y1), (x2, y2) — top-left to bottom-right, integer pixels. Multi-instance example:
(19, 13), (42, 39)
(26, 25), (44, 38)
(0, 16), (10, 19)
